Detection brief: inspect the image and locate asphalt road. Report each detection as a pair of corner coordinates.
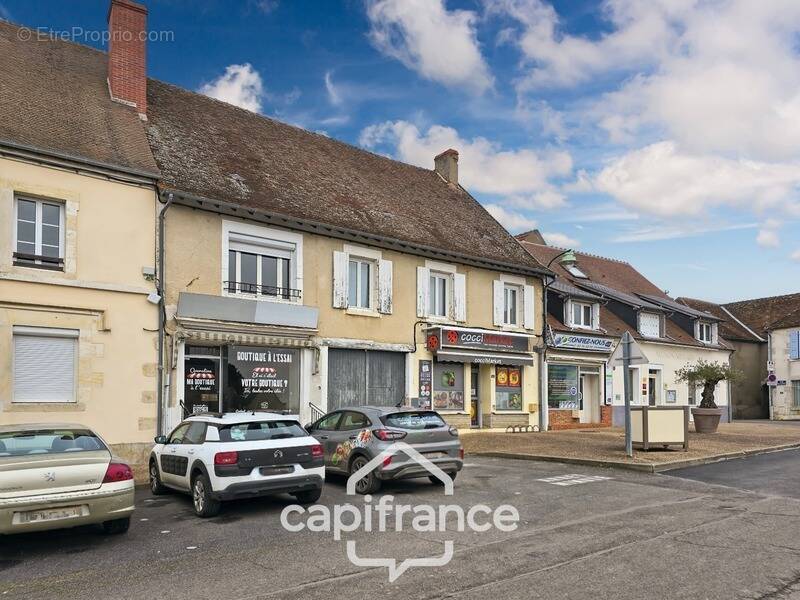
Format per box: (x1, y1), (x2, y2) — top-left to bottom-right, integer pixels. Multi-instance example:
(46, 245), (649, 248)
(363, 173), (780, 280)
(3, 453), (800, 600)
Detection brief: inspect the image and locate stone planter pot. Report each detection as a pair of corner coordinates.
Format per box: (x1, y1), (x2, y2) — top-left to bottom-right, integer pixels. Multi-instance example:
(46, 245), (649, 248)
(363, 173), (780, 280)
(691, 407), (723, 433)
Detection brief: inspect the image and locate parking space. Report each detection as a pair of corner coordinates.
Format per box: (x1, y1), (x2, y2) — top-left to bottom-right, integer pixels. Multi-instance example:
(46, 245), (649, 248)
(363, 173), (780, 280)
(2, 456), (800, 600)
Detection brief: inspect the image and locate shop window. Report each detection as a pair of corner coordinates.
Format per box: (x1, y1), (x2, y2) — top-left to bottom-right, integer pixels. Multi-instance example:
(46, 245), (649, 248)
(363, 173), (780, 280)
(183, 344), (301, 415)
(13, 326), (78, 403)
(547, 364), (579, 409)
(223, 222), (302, 301)
(496, 366), (523, 411)
(348, 258), (373, 309)
(14, 196), (65, 270)
(432, 360), (464, 411)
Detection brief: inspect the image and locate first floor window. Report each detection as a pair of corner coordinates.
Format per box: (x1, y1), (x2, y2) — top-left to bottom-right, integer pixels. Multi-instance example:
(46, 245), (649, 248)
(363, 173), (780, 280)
(793, 380), (800, 408)
(698, 322), (713, 343)
(13, 327), (78, 403)
(503, 285), (520, 325)
(429, 272), (448, 317)
(496, 365), (523, 410)
(571, 302), (593, 328)
(15, 196), (64, 269)
(228, 249), (292, 299)
(348, 258), (372, 308)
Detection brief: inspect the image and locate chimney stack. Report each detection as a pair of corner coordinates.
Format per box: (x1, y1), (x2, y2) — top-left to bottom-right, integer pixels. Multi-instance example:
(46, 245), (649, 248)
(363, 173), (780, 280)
(107, 0), (148, 116)
(434, 149), (459, 185)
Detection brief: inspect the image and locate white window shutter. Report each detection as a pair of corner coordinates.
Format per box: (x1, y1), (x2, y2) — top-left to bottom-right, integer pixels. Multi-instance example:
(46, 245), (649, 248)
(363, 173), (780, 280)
(377, 259), (393, 314)
(14, 334), (77, 402)
(790, 330), (800, 360)
(592, 302), (600, 330)
(493, 280), (504, 327)
(523, 285), (535, 330)
(453, 273), (466, 322)
(711, 323), (719, 345)
(332, 251), (349, 308)
(416, 266), (430, 317)
(565, 299), (573, 327)
(694, 320), (700, 340)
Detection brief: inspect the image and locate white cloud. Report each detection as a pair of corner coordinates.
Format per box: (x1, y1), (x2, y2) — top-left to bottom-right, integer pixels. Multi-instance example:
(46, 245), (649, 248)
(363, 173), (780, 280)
(791, 249), (800, 262)
(199, 63), (264, 112)
(359, 120), (572, 202)
(542, 232), (581, 248)
(756, 228), (780, 248)
(366, 0), (492, 93)
(595, 141), (800, 218)
(484, 204), (537, 233)
(251, 0), (279, 14)
(324, 71), (342, 106)
(612, 221), (757, 243)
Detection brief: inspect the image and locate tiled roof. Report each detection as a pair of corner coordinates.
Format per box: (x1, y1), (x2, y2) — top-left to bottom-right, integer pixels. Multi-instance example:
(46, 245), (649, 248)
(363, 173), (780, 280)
(677, 297), (763, 342)
(550, 278), (602, 300)
(0, 21), (158, 177)
(723, 293), (800, 336)
(144, 79), (548, 274)
(521, 238), (729, 350)
(639, 293), (721, 321)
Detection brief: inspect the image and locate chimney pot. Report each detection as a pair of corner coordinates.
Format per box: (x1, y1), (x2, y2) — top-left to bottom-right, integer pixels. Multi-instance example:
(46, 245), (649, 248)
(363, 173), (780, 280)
(434, 148), (459, 185)
(107, 0), (148, 115)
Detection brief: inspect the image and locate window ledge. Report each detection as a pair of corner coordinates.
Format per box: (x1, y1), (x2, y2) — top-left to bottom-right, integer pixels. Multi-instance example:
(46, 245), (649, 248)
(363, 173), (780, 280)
(346, 307), (381, 318)
(222, 291), (302, 305)
(6, 402), (84, 412)
(425, 316), (456, 325)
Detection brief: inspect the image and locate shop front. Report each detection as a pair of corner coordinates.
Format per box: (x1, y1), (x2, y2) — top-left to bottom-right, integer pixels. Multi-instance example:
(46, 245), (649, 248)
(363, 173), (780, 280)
(169, 292), (319, 431)
(546, 331), (616, 430)
(423, 326), (538, 430)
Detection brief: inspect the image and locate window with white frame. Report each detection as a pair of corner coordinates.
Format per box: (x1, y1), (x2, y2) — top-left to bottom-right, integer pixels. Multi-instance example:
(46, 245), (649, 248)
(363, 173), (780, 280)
(14, 196), (64, 269)
(429, 272), (449, 317)
(348, 258), (373, 309)
(790, 330), (800, 360)
(503, 284), (521, 326)
(697, 321), (713, 343)
(639, 312), (661, 338)
(571, 301), (593, 328)
(224, 223), (301, 301)
(793, 380), (800, 408)
(13, 327), (78, 403)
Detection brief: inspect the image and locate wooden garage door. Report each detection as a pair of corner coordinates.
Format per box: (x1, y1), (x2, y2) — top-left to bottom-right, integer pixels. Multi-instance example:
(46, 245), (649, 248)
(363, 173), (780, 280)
(327, 349), (406, 410)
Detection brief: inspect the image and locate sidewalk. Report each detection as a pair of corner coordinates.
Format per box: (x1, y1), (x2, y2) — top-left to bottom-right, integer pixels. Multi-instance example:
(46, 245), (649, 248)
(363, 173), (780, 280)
(462, 422), (800, 472)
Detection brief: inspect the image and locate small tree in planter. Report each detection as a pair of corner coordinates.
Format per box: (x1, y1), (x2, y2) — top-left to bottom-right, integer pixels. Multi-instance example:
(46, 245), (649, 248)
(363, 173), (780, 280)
(675, 360), (742, 433)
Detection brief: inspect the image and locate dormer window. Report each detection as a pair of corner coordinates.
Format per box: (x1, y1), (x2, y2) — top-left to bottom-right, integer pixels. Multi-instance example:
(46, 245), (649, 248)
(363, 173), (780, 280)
(638, 312), (662, 338)
(570, 301), (594, 329)
(697, 321), (714, 344)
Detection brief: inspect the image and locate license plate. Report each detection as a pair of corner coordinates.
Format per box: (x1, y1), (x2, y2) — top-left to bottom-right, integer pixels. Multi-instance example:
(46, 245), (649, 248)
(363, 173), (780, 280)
(260, 466), (294, 477)
(19, 506), (83, 524)
(424, 452), (447, 459)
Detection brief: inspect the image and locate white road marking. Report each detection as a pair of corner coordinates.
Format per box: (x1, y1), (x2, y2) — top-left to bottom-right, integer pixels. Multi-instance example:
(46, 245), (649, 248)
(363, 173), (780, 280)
(160, 530), (171, 534)
(536, 474), (612, 486)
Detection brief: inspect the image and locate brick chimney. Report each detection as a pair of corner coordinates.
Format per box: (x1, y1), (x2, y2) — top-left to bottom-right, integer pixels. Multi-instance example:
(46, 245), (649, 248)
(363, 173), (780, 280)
(107, 0), (148, 116)
(434, 149), (459, 185)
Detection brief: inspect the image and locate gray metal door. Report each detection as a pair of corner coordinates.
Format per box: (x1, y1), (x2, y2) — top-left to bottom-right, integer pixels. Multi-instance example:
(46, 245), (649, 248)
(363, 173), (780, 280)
(327, 349), (405, 410)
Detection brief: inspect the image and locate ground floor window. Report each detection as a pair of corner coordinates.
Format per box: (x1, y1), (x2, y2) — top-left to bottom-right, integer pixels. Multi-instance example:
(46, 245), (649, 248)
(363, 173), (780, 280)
(432, 360), (464, 411)
(13, 326), (78, 403)
(793, 380), (800, 408)
(548, 364), (579, 409)
(327, 349), (406, 410)
(495, 365), (523, 410)
(183, 344), (301, 415)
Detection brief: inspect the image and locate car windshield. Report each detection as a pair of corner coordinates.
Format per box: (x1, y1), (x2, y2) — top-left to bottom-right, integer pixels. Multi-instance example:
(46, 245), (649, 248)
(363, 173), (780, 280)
(381, 412), (446, 430)
(0, 429), (107, 456)
(218, 420), (307, 442)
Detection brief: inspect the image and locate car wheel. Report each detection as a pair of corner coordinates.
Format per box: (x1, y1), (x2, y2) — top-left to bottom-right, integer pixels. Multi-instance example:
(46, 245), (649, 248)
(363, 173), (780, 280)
(149, 460), (168, 496)
(350, 455), (381, 494)
(191, 473), (221, 518)
(102, 517), (130, 535)
(293, 488), (322, 504)
(429, 471), (457, 485)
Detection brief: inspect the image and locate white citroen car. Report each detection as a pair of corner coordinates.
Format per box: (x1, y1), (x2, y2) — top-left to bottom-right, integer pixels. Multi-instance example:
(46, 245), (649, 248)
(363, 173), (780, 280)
(149, 412), (324, 517)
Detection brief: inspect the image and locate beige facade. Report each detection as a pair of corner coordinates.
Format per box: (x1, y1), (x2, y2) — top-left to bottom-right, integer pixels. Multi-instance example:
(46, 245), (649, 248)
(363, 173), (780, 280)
(0, 156), (158, 461)
(162, 206), (545, 431)
(768, 328), (800, 419)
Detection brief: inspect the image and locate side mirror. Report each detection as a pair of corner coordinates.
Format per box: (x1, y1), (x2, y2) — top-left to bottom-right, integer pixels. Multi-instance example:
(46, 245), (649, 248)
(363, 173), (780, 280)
(154, 435), (168, 444)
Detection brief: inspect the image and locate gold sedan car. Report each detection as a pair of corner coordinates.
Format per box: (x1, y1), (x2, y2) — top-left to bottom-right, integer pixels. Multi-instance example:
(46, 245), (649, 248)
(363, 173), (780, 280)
(0, 424), (135, 535)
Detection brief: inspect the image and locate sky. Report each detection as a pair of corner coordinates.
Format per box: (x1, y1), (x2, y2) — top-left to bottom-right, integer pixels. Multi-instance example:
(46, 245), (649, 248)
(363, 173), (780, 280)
(3, 0), (800, 303)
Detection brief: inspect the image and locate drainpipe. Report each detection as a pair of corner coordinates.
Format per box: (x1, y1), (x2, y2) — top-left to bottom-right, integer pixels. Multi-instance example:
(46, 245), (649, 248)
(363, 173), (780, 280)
(156, 191), (175, 436)
(768, 332), (774, 420)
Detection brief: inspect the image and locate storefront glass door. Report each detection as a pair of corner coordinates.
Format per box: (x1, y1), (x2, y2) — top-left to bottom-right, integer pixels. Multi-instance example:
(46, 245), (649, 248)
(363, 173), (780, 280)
(470, 364), (480, 428)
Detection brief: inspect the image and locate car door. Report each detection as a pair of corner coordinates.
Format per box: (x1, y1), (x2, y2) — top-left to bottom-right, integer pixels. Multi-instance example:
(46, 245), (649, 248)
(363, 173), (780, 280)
(309, 412), (343, 470)
(171, 421), (207, 490)
(160, 422), (190, 487)
(327, 411), (370, 472)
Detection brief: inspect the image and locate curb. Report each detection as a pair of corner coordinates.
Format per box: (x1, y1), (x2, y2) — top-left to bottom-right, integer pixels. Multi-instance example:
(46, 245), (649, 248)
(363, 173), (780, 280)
(470, 442), (800, 474)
